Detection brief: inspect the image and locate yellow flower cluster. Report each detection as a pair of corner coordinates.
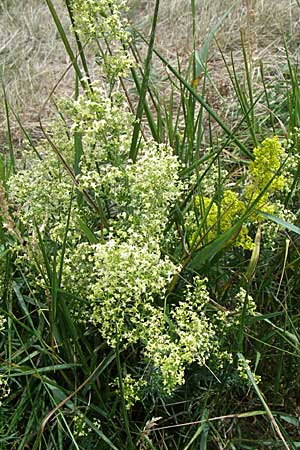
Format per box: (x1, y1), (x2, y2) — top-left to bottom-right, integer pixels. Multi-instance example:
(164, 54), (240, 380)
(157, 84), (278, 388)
(246, 136), (286, 218)
(191, 137), (286, 250)
(248, 136), (285, 193)
(193, 191), (253, 250)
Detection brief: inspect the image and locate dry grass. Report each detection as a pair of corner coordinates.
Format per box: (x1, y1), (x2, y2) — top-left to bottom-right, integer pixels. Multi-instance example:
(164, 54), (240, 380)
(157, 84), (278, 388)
(131, 0), (300, 59)
(130, 0), (300, 91)
(0, 0), (73, 148)
(129, 0), (300, 135)
(1, 0), (300, 150)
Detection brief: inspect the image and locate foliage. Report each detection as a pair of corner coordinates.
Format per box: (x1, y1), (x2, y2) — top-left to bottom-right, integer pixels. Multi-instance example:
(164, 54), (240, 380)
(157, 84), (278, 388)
(1, 0), (300, 449)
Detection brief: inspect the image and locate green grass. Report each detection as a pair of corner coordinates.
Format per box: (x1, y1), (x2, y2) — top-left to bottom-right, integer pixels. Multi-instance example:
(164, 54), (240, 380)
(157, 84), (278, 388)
(1, 1), (300, 449)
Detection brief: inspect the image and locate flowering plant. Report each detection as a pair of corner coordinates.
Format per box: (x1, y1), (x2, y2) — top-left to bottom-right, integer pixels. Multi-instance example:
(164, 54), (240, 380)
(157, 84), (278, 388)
(1, 0), (299, 418)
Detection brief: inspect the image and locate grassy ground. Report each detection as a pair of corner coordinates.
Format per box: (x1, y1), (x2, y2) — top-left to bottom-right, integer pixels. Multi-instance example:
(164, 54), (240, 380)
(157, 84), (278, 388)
(1, 1), (300, 449)
(1, 0), (300, 146)
(0, 0), (73, 148)
(132, 0), (300, 56)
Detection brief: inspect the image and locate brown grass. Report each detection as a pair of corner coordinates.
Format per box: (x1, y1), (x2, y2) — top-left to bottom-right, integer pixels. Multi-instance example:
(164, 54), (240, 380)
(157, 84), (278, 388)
(0, 0), (73, 148)
(131, 0), (300, 59)
(129, 0), (300, 135)
(1, 0), (300, 150)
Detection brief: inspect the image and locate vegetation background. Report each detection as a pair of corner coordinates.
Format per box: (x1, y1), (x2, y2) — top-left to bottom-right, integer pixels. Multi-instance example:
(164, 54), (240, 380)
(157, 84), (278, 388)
(1, 1), (300, 449)
(1, 0), (299, 144)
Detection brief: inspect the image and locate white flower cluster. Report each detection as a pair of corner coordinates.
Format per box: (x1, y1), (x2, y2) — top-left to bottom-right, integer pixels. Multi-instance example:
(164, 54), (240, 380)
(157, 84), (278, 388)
(9, 150), (76, 244)
(68, 89), (133, 163)
(0, 314), (6, 332)
(71, 0), (130, 41)
(90, 239), (177, 347)
(261, 201), (297, 251)
(234, 287), (256, 317)
(0, 375), (10, 406)
(65, 86), (181, 240)
(71, 0), (133, 80)
(116, 374), (147, 410)
(8, 77), (262, 401)
(144, 278), (217, 394)
(108, 277), (237, 400)
(6, 0), (266, 405)
(73, 412), (102, 438)
(237, 356), (261, 385)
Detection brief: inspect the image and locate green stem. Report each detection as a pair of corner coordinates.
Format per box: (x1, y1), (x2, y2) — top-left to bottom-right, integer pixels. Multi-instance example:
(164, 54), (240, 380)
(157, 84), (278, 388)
(115, 345), (135, 450)
(129, 0), (160, 162)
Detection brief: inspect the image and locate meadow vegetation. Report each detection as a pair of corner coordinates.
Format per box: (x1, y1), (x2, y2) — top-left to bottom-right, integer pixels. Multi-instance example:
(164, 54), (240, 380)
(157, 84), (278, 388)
(1, 0), (300, 449)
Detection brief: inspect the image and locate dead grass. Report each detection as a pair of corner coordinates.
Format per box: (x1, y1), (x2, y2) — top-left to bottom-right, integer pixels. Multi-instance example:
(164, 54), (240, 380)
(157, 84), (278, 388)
(130, 0), (300, 60)
(129, 0), (300, 135)
(1, 0), (300, 150)
(0, 0), (73, 148)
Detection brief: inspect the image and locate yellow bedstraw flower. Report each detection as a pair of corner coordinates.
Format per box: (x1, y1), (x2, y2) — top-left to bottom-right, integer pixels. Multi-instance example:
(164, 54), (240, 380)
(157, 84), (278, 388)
(249, 136), (285, 192)
(247, 136), (286, 220)
(193, 190), (253, 250)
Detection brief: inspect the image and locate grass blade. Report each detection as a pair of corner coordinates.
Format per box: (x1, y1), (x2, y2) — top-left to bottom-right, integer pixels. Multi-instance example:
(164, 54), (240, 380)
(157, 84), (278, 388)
(129, 0), (160, 162)
(2, 82), (15, 174)
(44, 0), (88, 91)
(259, 211), (300, 235)
(237, 353), (291, 450)
(137, 35), (254, 160)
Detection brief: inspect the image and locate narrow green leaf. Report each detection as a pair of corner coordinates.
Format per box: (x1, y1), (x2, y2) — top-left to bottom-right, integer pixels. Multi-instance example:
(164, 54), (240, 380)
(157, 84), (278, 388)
(65, 0), (92, 86)
(44, 0), (87, 91)
(10, 107), (42, 160)
(129, 0), (160, 161)
(195, 0), (240, 77)
(189, 221), (241, 270)
(74, 132), (83, 176)
(8, 363), (78, 377)
(130, 63), (159, 141)
(84, 417), (120, 450)
(259, 210), (300, 235)
(135, 32), (254, 160)
(77, 216), (98, 243)
(33, 219), (52, 283)
(12, 281), (35, 330)
(2, 82), (15, 174)
(237, 353), (291, 450)
(184, 408), (209, 450)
